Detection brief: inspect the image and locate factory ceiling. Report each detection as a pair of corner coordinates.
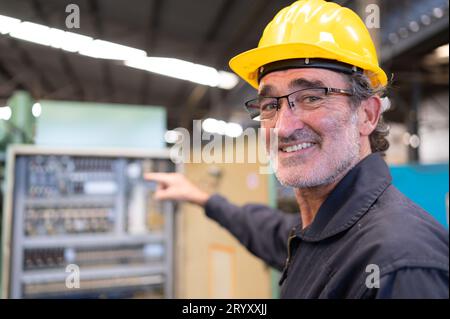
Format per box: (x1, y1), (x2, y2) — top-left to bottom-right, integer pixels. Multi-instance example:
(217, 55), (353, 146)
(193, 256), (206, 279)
(0, 0), (448, 130)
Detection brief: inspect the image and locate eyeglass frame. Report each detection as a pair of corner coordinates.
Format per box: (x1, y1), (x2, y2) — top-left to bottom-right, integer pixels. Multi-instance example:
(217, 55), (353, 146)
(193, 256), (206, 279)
(244, 87), (354, 121)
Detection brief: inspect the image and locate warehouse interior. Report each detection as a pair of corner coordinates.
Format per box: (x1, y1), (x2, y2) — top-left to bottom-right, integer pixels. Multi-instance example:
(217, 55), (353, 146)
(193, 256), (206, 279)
(0, 0), (448, 299)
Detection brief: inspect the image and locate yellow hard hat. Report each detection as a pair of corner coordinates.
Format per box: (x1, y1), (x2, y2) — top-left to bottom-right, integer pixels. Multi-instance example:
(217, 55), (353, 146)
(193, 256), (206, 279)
(229, 0), (388, 89)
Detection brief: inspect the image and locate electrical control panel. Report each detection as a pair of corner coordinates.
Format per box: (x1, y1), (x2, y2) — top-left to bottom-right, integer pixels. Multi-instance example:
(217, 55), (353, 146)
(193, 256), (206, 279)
(1, 146), (176, 299)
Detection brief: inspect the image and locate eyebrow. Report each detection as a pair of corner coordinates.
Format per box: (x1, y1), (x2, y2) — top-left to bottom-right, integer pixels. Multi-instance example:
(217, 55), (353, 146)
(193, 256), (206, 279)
(289, 78), (326, 90)
(259, 78), (326, 97)
(258, 84), (276, 97)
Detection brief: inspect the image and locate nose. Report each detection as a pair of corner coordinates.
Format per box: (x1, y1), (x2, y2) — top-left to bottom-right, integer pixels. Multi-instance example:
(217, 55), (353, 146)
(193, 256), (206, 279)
(275, 98), (305, 138)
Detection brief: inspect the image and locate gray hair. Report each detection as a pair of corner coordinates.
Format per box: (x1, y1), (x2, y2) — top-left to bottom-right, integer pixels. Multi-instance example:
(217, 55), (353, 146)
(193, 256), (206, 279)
(346, 72), (390, 154)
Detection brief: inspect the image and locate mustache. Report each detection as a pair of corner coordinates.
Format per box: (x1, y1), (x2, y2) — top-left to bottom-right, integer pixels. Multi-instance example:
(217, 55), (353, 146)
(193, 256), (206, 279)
(278, 128), (322, 145)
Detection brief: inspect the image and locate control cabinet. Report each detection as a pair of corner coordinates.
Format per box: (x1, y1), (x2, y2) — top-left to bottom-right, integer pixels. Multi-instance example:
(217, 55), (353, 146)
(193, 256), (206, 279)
(1, 146), (176, 299)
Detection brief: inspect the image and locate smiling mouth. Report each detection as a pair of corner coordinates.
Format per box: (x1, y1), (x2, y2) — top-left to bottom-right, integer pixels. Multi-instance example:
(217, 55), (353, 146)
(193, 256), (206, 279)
(280, 142), (317, 153)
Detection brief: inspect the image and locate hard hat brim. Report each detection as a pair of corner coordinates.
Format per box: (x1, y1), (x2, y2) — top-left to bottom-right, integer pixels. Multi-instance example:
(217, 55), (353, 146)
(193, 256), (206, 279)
(229, 43), (388, 89)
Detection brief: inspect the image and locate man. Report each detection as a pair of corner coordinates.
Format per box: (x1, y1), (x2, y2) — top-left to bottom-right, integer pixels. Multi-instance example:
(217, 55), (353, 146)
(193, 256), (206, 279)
(146, 0), (449, 298)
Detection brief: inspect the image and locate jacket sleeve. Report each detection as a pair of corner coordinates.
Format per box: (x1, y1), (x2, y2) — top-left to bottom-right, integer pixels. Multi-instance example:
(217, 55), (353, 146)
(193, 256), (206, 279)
(366, 267), (449, 299)
(204, 194), (299, 271)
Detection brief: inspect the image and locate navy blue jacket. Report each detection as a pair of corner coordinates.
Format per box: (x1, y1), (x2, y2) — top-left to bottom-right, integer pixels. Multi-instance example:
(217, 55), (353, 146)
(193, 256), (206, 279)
(204, 153), (449, 298)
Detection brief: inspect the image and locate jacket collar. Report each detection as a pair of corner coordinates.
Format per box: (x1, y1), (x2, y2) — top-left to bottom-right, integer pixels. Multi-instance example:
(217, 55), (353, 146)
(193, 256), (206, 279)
(295, 153), (392, 242)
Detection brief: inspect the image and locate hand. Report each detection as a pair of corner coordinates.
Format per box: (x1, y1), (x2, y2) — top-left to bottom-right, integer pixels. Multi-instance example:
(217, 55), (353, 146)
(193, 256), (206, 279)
(144, 173), (210, 206)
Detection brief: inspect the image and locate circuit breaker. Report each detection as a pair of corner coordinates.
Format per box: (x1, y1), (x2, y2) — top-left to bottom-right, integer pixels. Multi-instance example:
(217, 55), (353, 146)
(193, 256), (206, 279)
(1, 145), (176, 299)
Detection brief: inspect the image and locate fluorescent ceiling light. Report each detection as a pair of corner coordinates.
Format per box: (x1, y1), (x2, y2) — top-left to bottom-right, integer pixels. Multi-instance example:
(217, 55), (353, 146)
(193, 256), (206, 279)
(125, 57), (238, 88)
(218, 71), (239, 90)
(9, 21), (53, 46)
(79, 39), (146, 60)
(32, 102), (42, 117)
(164, 130), (181, 144)
(48, 28), (93, 52)
(215, 120), (227, 135)
(0, 13), (239, 90)
(202, 118), (243, 137)
(202, 118), (219, 133)
(435, 43), (449, 59)
(8, 21), (95, 52)
(0, 15), (21, 34)
(225, 122), (243, 138)
(0, 106), (12, 120)
(125, 57), (219, 87)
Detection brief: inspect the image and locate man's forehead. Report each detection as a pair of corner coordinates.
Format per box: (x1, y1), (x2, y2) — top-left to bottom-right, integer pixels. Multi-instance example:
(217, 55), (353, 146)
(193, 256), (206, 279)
(258, 68), (346, 95)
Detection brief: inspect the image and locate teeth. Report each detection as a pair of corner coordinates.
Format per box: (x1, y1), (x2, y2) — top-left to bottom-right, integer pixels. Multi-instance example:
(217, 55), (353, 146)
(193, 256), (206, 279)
(282, 143), (315, 153)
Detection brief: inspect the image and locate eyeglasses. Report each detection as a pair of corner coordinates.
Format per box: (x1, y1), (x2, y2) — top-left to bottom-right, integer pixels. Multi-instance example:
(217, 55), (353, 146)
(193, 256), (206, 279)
(244, 87), (353, 122)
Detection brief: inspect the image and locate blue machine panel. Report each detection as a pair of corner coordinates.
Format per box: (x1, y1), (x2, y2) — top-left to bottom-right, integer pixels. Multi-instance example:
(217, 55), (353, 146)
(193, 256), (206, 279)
(390, 164), (449, 228)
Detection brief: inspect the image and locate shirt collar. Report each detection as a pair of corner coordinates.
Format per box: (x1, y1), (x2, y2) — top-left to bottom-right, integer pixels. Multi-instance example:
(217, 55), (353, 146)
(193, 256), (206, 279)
(295, 153), (392, 242)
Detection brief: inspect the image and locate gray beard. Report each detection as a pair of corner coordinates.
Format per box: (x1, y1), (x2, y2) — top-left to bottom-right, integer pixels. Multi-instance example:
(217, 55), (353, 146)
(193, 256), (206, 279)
(276, 150), (359, 188)
(273, 135), (361, 189)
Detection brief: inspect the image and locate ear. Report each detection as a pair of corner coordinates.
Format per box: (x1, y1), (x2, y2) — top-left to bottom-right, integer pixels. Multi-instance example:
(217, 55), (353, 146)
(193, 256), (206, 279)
(358, 96), (382, 137)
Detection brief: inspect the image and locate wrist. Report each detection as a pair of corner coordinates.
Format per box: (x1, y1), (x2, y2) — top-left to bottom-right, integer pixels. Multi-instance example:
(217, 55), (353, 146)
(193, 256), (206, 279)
(191, 190), (210, 207)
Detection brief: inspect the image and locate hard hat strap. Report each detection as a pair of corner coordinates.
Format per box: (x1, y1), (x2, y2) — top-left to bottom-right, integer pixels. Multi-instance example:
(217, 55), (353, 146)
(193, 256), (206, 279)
(258, 58), (363, 83)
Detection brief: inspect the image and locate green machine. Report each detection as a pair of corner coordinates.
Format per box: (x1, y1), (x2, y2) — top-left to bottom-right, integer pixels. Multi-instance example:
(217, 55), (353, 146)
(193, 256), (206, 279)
(0, 91), (35, 149)
(0, 90), (36, 195)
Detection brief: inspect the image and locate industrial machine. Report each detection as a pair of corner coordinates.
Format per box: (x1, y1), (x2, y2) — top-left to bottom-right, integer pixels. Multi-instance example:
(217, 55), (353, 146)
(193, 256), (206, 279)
(1, 145), (177, 299)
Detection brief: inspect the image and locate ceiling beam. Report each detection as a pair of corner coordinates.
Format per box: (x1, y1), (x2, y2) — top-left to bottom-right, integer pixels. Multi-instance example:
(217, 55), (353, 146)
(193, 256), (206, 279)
(7, 38), (55, 97)
(88, 0), (114, 102)
(0, 58), (26, 96)
(194, 0), (238, 61)
(171, 0), (270, 127)
(168, 0), (239, 129)
(140, 0), (163, 105)
(217, 0), (273, 70)
(31, 0), (86, 101)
